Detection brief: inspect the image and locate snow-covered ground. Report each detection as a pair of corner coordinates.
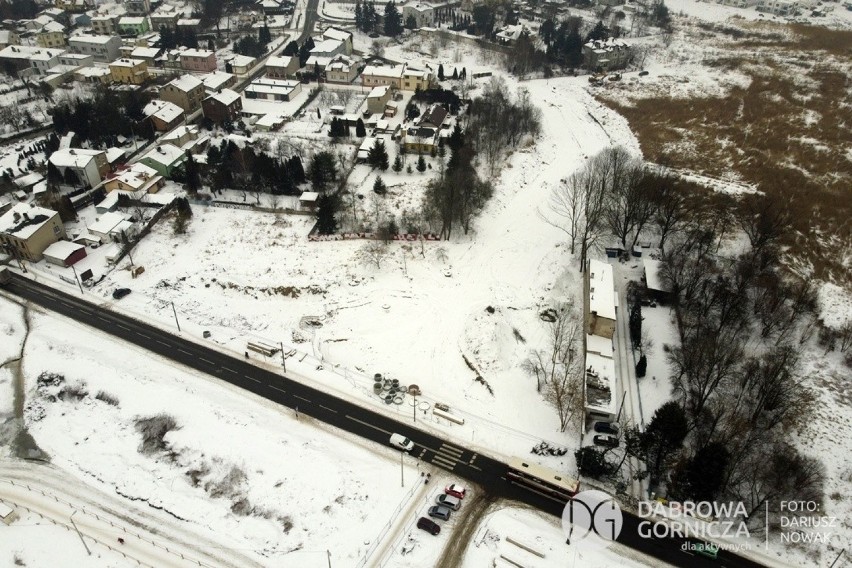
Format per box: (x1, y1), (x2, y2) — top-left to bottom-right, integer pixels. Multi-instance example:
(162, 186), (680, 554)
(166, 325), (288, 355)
(5, 295), (423, 567)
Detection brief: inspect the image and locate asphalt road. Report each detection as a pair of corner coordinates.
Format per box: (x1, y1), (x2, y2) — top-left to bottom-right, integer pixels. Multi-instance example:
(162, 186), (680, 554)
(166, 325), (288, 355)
(3, 273), (768, 568)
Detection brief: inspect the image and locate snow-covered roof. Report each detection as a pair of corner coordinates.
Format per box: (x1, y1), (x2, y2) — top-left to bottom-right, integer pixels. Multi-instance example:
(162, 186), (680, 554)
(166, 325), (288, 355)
(367, 85), (390, 99)
(179, 48), (213, 58)
(255, 113), (285, 127)
(207, 88), (240, 105)
(177, 18), (201, 26)
(643, 258), (669, 293)
(43, 240), (85, 259)
(310, 38), (343, 54)
(105, 147), (125, 163)
(322, 27), (351, 42)
(75, 66), (111, 78)
(584, 37), (629, 51)
(118, 16), (146, 24)
(0, 203), (58, 239)
(40, 20), (65, 32)
(0, 45), (63, 61)
(227, 54), (255, 67)
(109, 57), (144, 67)
(202, 70), (234, 90)
(141, 143), (185, 166)
(130, 47), (160, 58)
(165, 74), (203, 93)
(299, 191), (319, 202)
(588, 259), (617, 320)
(266, 55), (294, 68)
(585, 350), (616, 415)
(586, 334), (613, 357)
(49, 148), (103, 168)
(144, 99), (183, 123)
(14, 172), (44, 188)
(69, 34), (117, 45)
(161, 124), (198, 142)
(244, 77), (299, 97)
(362, 64), (404, 78)
(88, 211), (127, 235)
(110, 163), (160, 190)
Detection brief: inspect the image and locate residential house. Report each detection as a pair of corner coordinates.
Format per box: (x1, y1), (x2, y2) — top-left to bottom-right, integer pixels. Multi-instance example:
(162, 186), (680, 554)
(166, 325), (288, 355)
(584, 333), (616, 422)
(225, 53), (255, 74)
(0, 203), (65, 262)
(309, 38), (345, 59)
(42, 240), (86, 267)
(254, 113), (286, 131)
(585, 258), (617, 339)
(149, 10), (180, 31)
(74, 65), (112, 83)
(243, 77), (302, 101)
(36, 21), (66, 48)
(366, 85), (392, 114)
(324, 54), (358, 83)
(176, 18), (202, 33)
(160, 124), (202, 149)
(88, 211), (131, 244)
(49, 148), (110, 187)
(124, 0), (151, 16)
(202, 89), (242, 124)
(401, 2), (435, 28)
(39, 7), (69, 25)
(104, 162), (164, 194)
(109, 57), (148, 84)
(58, 52), (93, 67)
(71, 13), (91, 27)
(582, 38), (632, 71)
(29, 47), (66, 75)
(90, 14), (118, 35)
(401, 66), (431, 91)
(0, 30), (20, 49)
(0, 45), (39, 74)
(128, 46), (160, 65)
(139, 144), (187, 177)
(756, 0), (797, 14)
(361, 64), (405, 89)
(179, 48), (216, 72)
(402, 126), (438, 153)
(68, 34), (121, 62)
(201, 70), (236, 92)
(265, 55), (298, 79)
(118, 16), (150, 36)
(144, 98), (184, 131)
(54, 0), (94, 13)
(321, 26), (353, 54)
(160, 73), (205, 112)
(418, 104), (447, 129)
(495, 24), (528, 44)
(718, 0), (759, 7)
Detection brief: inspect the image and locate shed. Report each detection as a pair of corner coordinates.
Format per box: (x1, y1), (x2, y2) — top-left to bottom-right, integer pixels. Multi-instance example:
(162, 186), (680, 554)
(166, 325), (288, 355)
(43, 240), (87, 266)
(299, 191), (319, 210)
(0, 501), (18, 525)
(643, 258), (672, 304)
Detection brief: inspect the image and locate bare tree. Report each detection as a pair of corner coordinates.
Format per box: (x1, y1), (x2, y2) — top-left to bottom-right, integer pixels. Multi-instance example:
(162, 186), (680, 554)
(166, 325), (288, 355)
(522, 301), (585, 432)
(357, 241), (389, 269)
(736, 194), (791, 255)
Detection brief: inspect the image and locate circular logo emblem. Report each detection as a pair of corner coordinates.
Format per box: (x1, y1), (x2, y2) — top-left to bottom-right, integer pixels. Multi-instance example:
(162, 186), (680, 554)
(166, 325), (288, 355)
(561, 490), (623, 550)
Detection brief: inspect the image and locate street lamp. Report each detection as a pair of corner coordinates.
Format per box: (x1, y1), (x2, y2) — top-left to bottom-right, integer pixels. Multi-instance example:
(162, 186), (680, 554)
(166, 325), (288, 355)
(69, 510), (91, 556)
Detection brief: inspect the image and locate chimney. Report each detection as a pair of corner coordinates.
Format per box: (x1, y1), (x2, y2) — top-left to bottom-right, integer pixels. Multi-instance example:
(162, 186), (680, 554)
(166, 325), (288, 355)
(22, 212), (29, 221)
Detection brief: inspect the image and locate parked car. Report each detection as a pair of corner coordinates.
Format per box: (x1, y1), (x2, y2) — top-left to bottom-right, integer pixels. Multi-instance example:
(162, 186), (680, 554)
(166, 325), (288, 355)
(639, 70), (650, 76)
(594, 422), (619, 435)
(593, 434), (619, 448)
(435, 494), (461, 511)
(444, 483), (466, 499)
(389, 433), (414, 452)
(416, 516), (441, 535)
(112, 288), (131, 300)
(427, 506), (452, 521)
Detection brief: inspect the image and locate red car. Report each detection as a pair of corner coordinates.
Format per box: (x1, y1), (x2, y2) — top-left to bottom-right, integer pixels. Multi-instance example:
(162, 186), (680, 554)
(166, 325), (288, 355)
(445, 483), (467, 499)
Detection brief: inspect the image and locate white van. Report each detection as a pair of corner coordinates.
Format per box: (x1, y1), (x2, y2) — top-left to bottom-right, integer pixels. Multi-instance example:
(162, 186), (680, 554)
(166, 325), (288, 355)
(389, 433), (414, 451)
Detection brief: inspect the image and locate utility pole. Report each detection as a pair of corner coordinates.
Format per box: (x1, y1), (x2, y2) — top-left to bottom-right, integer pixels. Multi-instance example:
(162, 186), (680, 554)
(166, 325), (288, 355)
(280, 341), (286, 371)
(326, 550), (332, 568)
(171, 301), (181, 331)
(616, 389), (627, 422)
(412, 391), (416, 423)
(69, 511), (91, 556)
(70, 264), (84, 294)
(400, 450), (404, 488)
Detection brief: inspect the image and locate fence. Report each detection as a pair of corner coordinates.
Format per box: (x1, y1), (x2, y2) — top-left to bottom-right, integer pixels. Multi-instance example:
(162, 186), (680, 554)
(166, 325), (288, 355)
(308, 232), (442, 242)
(0, 479), (217, 568)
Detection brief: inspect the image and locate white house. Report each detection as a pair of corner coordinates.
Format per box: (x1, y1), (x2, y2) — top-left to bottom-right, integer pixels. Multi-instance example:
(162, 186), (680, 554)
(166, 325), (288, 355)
(68, 34), (121, 62)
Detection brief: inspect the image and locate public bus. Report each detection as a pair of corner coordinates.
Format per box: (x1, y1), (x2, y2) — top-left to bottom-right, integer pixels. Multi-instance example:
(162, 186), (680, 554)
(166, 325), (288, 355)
(506, 458), (580, 503)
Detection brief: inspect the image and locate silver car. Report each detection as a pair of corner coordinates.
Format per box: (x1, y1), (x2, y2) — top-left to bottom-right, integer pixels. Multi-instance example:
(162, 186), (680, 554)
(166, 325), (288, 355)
(435, 494), (461, 511)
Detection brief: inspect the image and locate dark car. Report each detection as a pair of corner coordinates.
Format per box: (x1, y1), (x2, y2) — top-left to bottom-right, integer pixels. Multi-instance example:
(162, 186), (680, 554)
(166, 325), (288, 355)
(417, 516), (441, 535)
(368, 32), (380, 38)
(593, 434), (619, 448)
(594, 421), (619, 435)
(427, 506), (452, 521)
(112, 288), (131, 300)
(639, 70), (650, 76)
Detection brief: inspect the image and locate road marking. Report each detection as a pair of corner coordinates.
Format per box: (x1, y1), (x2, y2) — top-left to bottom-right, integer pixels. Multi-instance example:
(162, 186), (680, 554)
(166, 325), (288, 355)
(439, 443), (464, 457)
(199, 358), (214, 365)
(223, 367), (237, 373)
(430, 456), (457, 471)
(117, 325), (130, 331)
(268, 385), (286, 394)
(319, 405), (337, 413)
(178, 349), (191, 355)
(466, 463), (482, 472)
(244, 375), (261, 383)
(293, 394), (311, 403)
(345, 415), (390, 435)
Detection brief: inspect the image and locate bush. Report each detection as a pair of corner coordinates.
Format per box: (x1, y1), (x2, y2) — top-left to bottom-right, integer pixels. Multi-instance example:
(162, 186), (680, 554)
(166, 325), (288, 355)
(95, 391), (119, 406)
(135, 414), (179, 455)
(575, 446), (615, 477)
(636, 354), (647, 377)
